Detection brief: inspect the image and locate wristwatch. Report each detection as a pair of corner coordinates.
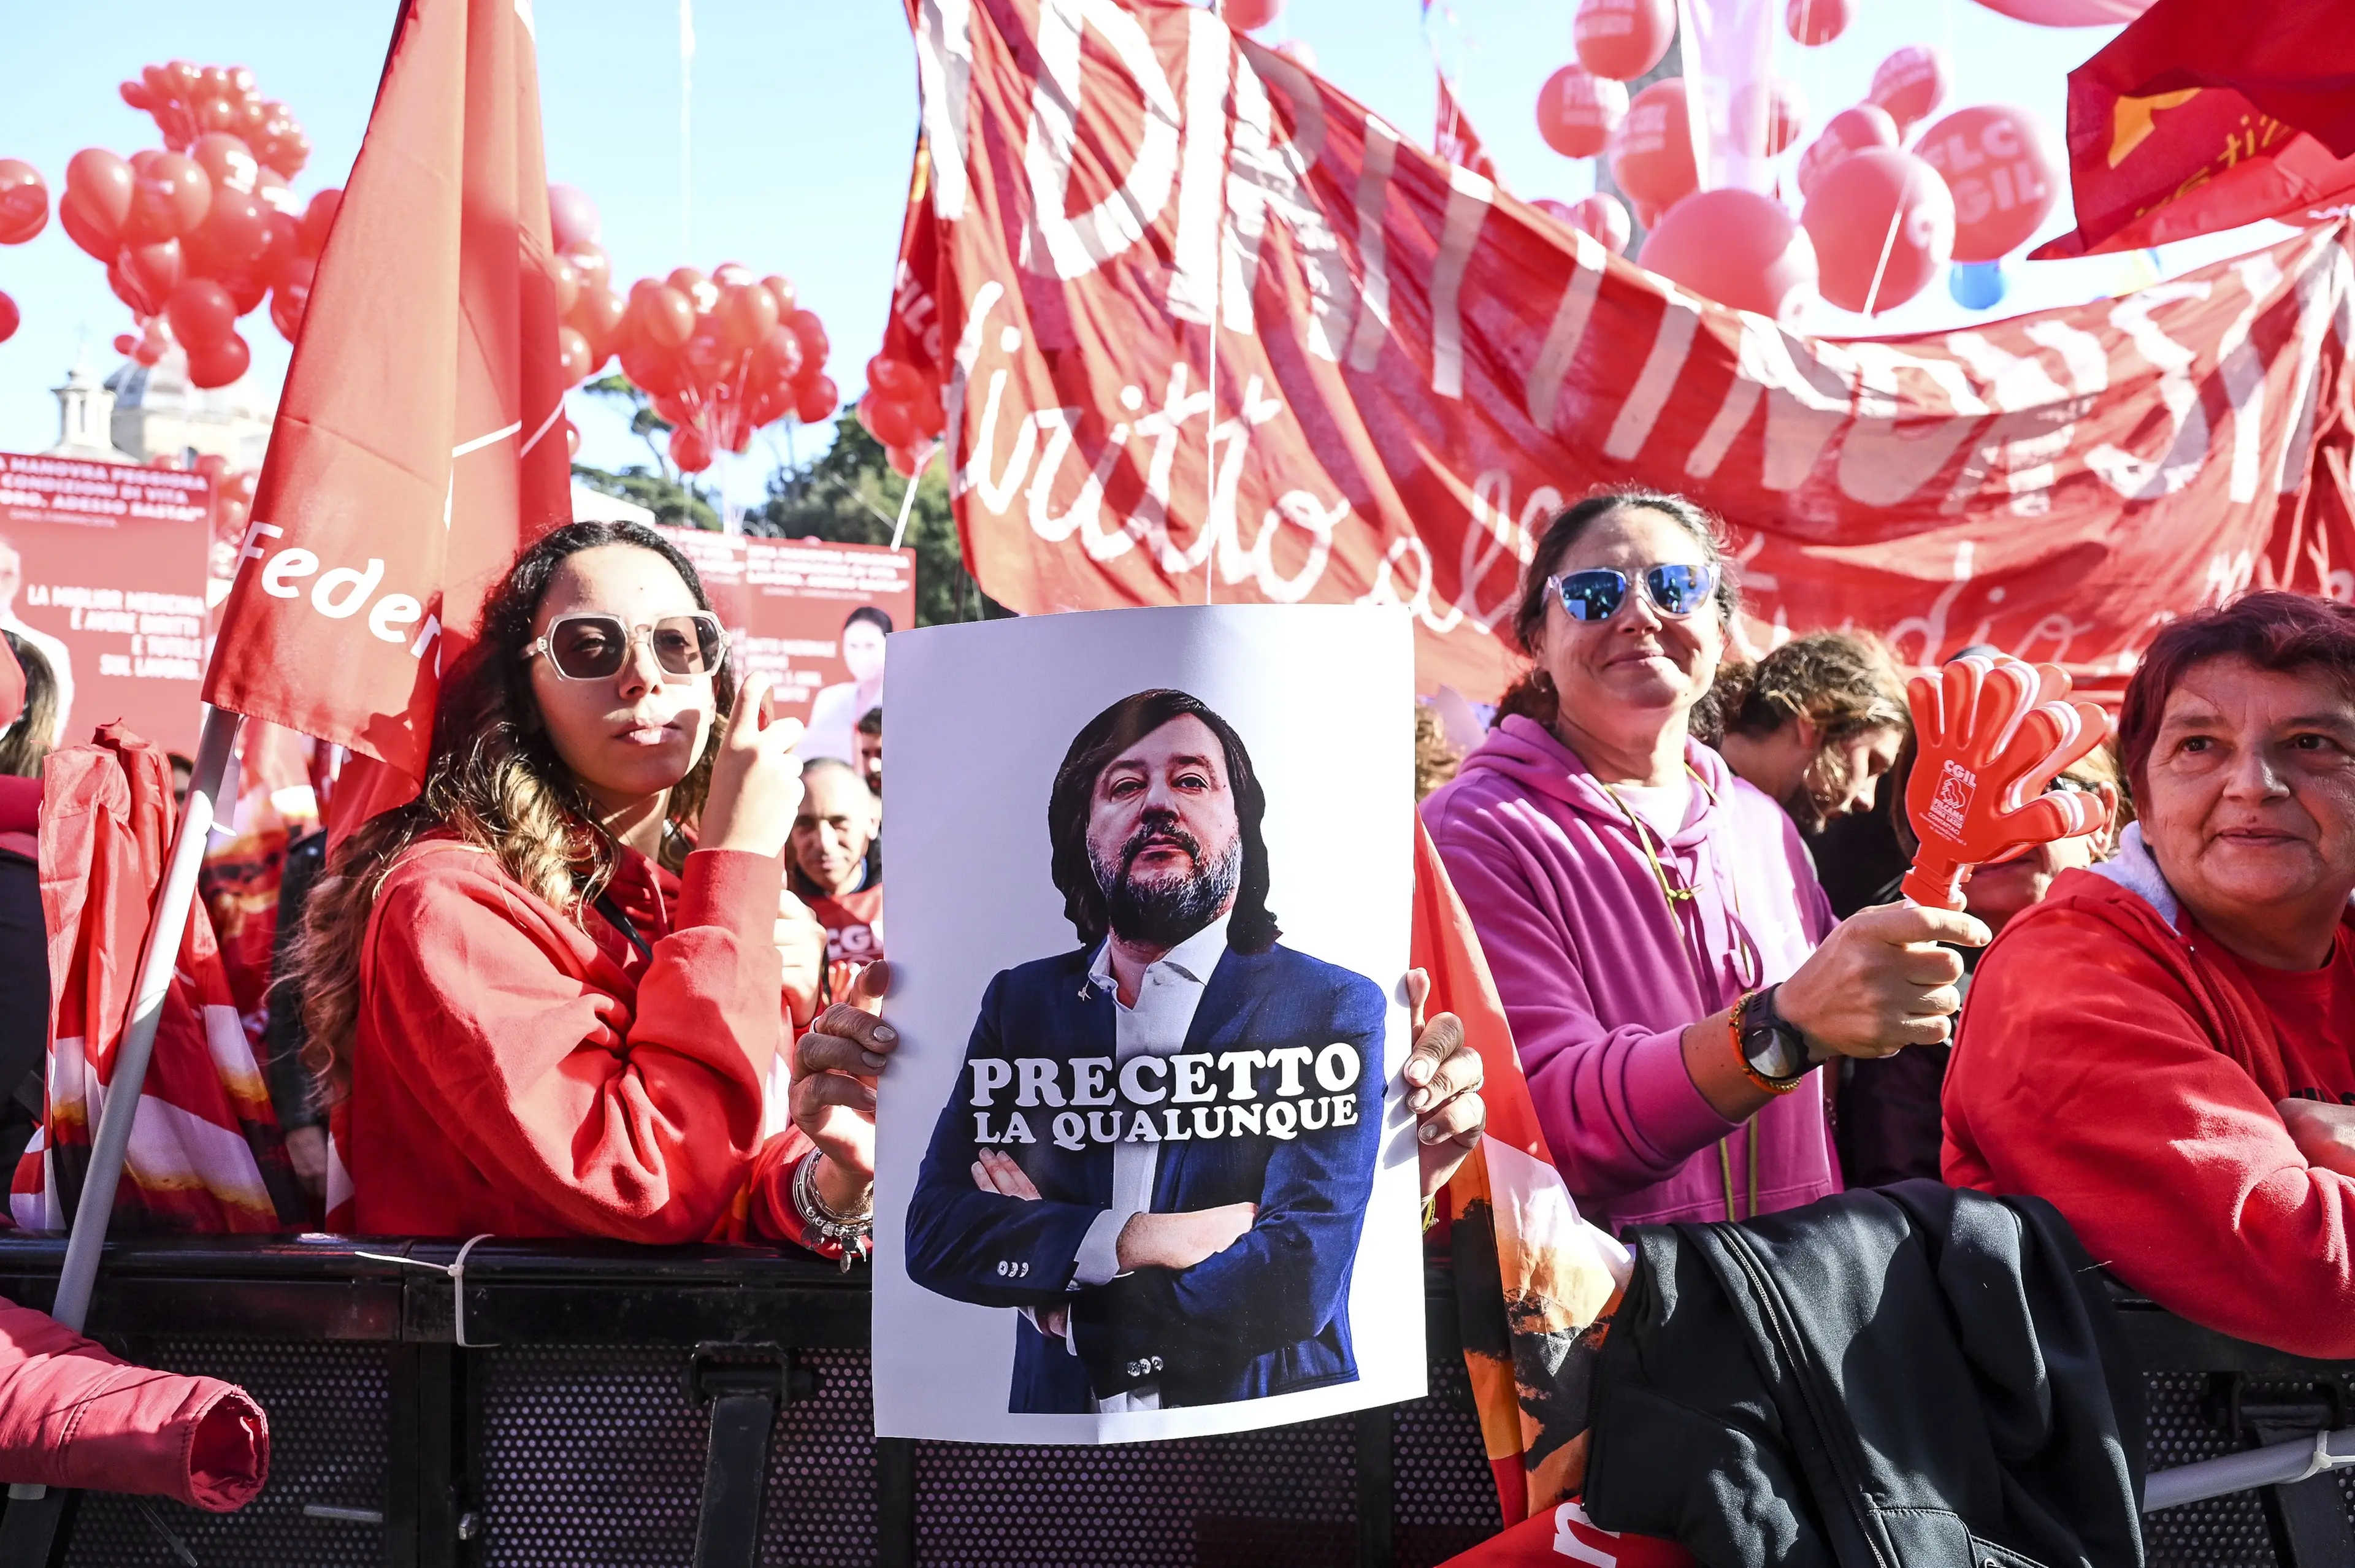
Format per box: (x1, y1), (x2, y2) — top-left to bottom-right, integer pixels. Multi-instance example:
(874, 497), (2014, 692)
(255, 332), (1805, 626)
(1734, 984), (1811, 1094)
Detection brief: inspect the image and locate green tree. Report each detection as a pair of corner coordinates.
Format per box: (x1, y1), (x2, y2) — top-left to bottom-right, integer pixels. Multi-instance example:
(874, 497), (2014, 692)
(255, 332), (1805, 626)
(746, 414), (1008, 629)
(570, 373), (720, 530)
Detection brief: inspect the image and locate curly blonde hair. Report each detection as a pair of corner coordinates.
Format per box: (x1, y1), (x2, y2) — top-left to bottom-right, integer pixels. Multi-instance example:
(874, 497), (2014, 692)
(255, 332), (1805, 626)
(283, 521), (737, 1099)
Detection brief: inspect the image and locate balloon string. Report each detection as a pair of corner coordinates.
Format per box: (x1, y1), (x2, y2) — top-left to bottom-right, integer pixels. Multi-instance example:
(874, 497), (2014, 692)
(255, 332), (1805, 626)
(1859, 164), (1911, 319)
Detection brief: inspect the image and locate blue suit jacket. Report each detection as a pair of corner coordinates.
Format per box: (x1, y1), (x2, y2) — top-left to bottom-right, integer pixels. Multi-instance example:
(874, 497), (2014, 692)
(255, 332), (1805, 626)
(905, 939), (1387, 1412)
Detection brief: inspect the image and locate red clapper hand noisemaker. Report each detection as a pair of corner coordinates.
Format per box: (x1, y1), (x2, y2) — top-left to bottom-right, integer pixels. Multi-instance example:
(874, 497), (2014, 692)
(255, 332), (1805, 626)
(1900, 653), (2114, 911)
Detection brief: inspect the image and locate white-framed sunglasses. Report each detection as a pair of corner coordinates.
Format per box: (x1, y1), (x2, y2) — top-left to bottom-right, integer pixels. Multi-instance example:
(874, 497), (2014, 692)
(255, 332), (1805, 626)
(524, 611), (729, 681)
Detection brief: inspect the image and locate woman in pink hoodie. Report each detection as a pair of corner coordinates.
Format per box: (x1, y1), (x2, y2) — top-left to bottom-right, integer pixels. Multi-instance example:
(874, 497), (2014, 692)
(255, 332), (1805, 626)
(1421, 489), (1986, 1230)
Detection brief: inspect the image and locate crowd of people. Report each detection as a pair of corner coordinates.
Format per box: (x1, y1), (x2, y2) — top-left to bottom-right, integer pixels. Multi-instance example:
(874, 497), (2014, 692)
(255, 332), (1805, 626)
(0, 485), (2347, 1438)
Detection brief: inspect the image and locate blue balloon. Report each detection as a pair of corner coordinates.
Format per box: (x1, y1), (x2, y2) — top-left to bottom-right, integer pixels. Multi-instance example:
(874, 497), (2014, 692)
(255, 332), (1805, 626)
(1948, 261), (2007, 311)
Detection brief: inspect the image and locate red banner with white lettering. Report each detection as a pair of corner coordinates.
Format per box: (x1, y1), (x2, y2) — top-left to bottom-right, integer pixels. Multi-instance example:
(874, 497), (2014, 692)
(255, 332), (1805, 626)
(0, 453), (210, 755)
(202, 0), (570, 790)
(904, 0), (2355, 701)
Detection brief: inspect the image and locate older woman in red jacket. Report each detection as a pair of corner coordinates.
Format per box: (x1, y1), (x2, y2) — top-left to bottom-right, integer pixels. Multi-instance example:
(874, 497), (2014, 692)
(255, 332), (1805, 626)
(1946, 591), (2355, 1358)
(286, 521), (1487, 1256)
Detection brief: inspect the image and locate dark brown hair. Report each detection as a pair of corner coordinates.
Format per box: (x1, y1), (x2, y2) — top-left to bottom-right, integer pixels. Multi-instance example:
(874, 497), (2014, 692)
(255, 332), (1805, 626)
(286, 519), (738, 1096)
(1698, 630), (1907, 750)
(0, 632), (58, 778)
(1495, 487), (1740, 728)
(1047, 689), (1277, 954)
(2116, 591), (2355, 800)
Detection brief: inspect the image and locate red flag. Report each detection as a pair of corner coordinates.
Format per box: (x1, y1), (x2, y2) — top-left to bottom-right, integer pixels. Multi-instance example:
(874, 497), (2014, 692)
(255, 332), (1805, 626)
(1436, 74), (1503, 187)
(201, 0), (570, 803)
(12, 727), (299, 1234)
(1437, 1500), (1695, 1568)
(905, 0), (2355, 704)
(2034, 0), (2355, 258)
(1415, 822), (1631, 1521)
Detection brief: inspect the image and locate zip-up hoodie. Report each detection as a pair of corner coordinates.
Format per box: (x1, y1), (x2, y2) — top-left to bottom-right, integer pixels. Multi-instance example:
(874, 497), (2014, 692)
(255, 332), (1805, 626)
(1420, 715), (1838, 1231)
(1943, 823), (2355, 1358)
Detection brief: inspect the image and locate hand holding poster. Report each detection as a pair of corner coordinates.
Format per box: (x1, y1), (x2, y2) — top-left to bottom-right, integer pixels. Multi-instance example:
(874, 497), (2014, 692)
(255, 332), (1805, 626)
(873, 604), (1421, 1442)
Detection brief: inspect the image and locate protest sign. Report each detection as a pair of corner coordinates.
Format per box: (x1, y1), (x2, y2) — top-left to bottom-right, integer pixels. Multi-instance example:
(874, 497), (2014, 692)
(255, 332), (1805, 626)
(0, 451), (211, 755)
(656, 528), (914, 763)
(873, 603), (1420, 1444)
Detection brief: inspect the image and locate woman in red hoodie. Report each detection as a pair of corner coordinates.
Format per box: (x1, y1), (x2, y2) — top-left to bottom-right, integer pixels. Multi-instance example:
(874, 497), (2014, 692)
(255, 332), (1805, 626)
(1945, 591), (2355, 1358)
(286, 519), (849, 1246)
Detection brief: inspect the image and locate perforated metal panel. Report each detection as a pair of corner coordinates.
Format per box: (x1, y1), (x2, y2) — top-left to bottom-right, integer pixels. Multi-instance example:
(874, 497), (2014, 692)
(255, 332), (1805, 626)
(1393, 1356), (1505, 1567)
(913, 1414), (1357, 1567)
(61, 1339), (391, 1568)
(2142, 1371), (2355, 1568)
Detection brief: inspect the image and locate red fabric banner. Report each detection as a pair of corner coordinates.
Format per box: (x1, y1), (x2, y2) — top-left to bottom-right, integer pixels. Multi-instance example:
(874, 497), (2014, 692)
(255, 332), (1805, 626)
(2035, 0), (2355, 259)
(201, 0), (570, 796)
(904, 0), (2355, 702)
(1436, 74), (1502, 188)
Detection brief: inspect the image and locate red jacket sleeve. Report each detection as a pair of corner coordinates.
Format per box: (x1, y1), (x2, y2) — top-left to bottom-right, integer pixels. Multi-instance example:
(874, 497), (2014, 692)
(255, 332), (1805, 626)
(1945, 901), (2355, 1359)
(362, 846), (785, 1243)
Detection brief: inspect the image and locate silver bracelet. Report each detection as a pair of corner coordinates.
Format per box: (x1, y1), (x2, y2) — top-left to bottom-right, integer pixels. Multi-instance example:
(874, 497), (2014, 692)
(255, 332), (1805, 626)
(792, 1149), (874, 1273)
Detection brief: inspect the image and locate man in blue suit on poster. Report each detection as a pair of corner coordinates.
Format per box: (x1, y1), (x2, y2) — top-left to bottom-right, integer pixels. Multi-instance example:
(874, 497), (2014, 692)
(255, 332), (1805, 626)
(905, 689), (1388, 1413)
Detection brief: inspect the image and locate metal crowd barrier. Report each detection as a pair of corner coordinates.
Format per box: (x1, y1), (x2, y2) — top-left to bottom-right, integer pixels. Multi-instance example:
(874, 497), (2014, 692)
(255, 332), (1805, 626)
(0, 1235), (2340, 1568)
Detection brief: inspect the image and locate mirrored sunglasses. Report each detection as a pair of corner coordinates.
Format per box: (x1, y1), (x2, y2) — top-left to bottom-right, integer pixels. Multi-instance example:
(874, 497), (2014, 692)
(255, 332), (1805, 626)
(1549, 564), (1717, 624)
(526, 612), (728, 681)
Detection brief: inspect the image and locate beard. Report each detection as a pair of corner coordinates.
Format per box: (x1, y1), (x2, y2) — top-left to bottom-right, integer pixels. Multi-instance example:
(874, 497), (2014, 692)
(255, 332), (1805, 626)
(1091, 814), (1243, 948)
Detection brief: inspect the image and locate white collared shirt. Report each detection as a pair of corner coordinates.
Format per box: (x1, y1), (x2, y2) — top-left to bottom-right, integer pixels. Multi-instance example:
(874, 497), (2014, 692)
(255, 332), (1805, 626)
(1057, 912), (1231, 1411)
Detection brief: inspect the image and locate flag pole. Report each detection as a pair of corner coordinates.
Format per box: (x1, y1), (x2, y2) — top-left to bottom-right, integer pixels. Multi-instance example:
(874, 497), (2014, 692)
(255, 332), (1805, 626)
(47, 703), (242, 1333)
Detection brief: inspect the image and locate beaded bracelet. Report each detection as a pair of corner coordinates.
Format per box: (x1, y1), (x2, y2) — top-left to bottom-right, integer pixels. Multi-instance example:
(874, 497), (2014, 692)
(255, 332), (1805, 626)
(792, 1149), (875, 1274)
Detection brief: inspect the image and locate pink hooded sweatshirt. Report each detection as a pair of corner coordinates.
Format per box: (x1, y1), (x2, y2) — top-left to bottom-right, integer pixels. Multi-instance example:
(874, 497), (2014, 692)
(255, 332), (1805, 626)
(1420, 715), (1840, 1231)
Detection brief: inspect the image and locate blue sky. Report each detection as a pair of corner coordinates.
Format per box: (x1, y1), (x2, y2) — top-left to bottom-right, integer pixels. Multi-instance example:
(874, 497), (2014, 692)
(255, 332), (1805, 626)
(0, 0), (2288, 508)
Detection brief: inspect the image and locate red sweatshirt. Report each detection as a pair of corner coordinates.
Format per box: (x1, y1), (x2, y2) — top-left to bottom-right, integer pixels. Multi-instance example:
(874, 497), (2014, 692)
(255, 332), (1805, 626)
(1943, 835), (2355, 1359)
(347, 834), (814, 1244)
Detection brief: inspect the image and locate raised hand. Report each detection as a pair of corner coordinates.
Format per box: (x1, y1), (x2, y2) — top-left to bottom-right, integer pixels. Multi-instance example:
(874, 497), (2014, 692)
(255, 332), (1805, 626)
(1901, 652), (2111, 910)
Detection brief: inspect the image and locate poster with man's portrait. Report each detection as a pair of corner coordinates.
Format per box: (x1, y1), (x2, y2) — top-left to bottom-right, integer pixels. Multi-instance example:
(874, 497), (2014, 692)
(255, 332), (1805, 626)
(873, 605), (1422, 1444)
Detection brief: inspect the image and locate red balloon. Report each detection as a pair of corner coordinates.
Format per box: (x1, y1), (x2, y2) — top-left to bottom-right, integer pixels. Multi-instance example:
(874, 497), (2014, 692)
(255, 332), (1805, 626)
(666, 267), (713, 313)
(887, 445), (922, 479)
(867, 355), (924, 399)
(793, 374), (839, 424)
(1574, 0), (1675, 82)
(248, 208), (301, 287)
(1223, 0), (1283, 30)
(1536, 66), (1628, 159)
(1915, 104), (2061, 262)
(0, 161), (47, 246)
(0, 291), (17, 346)
(255, 167), (300, 216)
(564, 242), (611, 296)
(557, 325), (594, 384)
(120, 80), (154, 112)
(1731, 77), (1806, 158)
(1868, 45), (1951, 134)
(1796, 104), (1899, 201)
(166, 277), (237, 350)
(762, 274), (797, 316)
(754, 324), (806, 384)
(1966, 0), (2152, 22)
(546, 183), (600, 251)
(1568, 191), (1633, 255)
(186, 331), (251, 390)
(1638, 188), (1817, 324)
(123, 153), (210, 245)
(1802, 147), (1956, 314)
(718, 282), (779, 353)
(218, 266), (269, 316)
(113, 332), (138, 356)
(190, 132), (259, 195)
(60, 201), (117, 262)
(64, 148), (134, 247)
(184, 188), (270, 277)
(549, 255), (581, 319)
(861, 394), (918, 451)
(270, 256), (315, 343)
(1785, 0), (1853, 45)
(618, 340), (683, 398)
(787, 309), (830, 369)
(297, 188), (340, 259)
(1609, 78), (1698, 212)
(668, 423), (711, 473)
(636, 285), (695, 350)
(910, 383), (946, 437)
(564, 419), (580, 459)
(575, 288), (629, 354)
(192, 452), (230, 481)
(125, 239), (185, 310)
